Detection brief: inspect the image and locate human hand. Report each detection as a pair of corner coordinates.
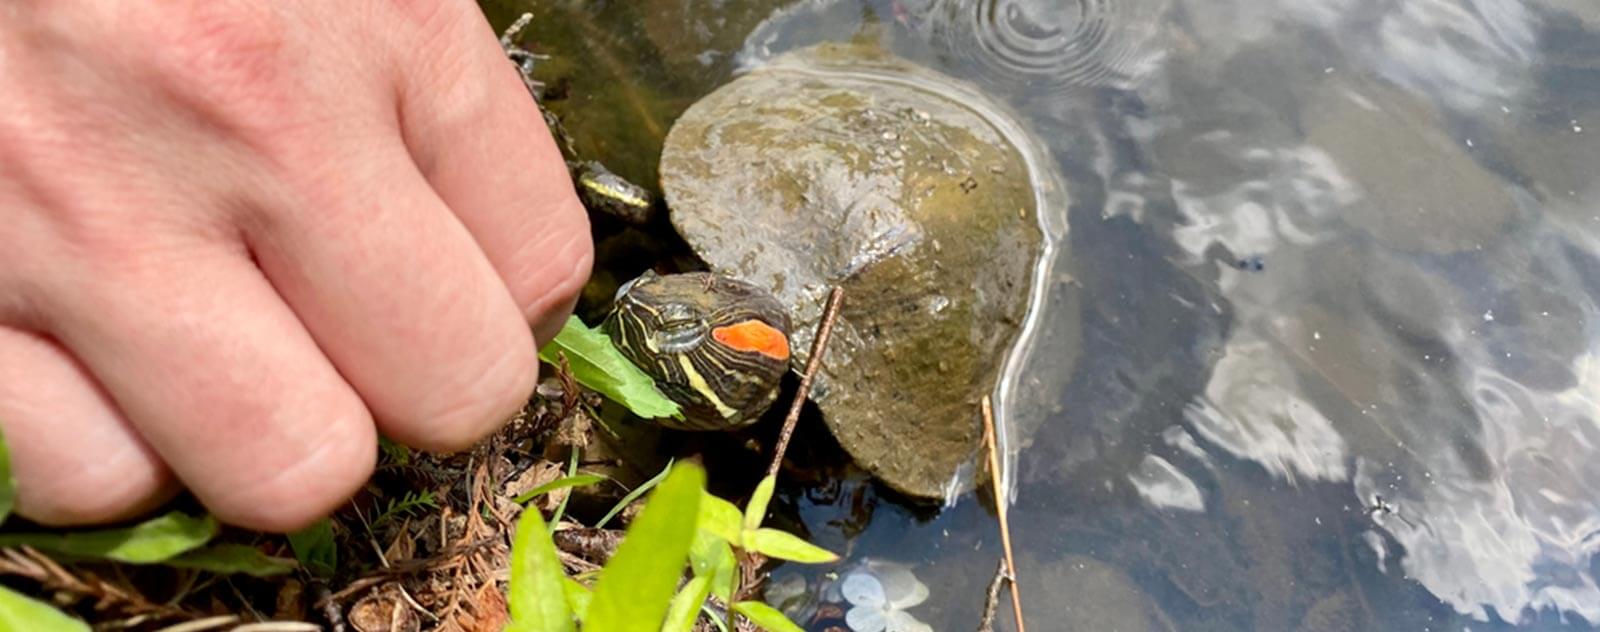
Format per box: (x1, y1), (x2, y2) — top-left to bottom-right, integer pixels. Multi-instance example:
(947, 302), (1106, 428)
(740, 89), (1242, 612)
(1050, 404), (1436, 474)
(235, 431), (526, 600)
(0, 0), (591, 530)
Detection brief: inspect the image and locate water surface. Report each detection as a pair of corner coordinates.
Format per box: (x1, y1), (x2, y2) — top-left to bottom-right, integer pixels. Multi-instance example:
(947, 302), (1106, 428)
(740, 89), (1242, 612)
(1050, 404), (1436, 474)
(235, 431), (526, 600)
(487, 0), (1600, 628)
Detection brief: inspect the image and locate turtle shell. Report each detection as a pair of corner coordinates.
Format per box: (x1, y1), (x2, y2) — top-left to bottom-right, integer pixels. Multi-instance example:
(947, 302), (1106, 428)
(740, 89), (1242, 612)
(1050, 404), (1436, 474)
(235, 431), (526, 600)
(659, 42), (1044, 498)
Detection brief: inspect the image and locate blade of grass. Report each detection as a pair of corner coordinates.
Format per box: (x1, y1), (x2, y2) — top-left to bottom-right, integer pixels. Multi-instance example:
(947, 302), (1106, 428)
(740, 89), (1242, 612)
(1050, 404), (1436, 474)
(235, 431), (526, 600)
(515, 474), (607, 505)
(549, 449), (581, 534)
(594, 458), (673, 530)
(700, 603), (730, 632)
(583, 463), (704, 632)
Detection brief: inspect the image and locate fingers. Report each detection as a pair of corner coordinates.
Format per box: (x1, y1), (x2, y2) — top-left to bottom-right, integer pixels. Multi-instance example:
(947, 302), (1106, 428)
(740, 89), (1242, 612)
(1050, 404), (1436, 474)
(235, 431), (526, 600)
(390, 1), (593, 346)
(46, 248), (376, 532)
(0, 326), (176, 525)
(248, 136), (540, 453)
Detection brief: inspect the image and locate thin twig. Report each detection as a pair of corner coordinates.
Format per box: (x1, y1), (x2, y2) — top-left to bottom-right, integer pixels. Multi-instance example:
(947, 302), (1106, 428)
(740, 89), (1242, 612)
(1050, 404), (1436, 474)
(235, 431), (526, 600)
(976, 559), (1007, 632)
(981, 396), (1026, 632)
(766, 287), (845, 479)
(152, 615), (240, 632)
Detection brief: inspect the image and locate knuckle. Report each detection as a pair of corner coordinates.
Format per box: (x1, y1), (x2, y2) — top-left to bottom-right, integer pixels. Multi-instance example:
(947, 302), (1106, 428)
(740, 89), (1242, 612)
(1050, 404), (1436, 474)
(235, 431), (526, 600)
(406, 337), (537, 453)
(132, 2), (306, 133)
(214, 412), (377, 532)
(16, 453), (175, 526)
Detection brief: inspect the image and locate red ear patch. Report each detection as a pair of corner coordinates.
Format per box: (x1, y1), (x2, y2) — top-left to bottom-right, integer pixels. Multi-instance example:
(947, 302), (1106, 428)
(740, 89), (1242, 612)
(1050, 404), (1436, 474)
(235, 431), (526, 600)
(713, 320), (790, 361)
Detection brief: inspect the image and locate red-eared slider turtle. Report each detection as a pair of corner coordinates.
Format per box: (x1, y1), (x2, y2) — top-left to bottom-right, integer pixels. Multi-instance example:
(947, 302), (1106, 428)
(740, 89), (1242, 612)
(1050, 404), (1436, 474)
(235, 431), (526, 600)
(657, 42), (1045, 498)
(603, 271), (792, 430)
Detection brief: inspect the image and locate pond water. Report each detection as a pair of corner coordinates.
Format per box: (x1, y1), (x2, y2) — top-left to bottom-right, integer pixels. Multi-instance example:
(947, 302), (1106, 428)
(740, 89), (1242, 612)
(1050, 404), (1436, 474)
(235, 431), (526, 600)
(484, 0), (1600, 629)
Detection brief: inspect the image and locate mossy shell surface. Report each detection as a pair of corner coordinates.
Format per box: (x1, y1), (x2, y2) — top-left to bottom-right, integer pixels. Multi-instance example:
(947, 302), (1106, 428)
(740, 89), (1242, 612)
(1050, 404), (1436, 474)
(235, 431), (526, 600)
(660, 43), (1043, 498)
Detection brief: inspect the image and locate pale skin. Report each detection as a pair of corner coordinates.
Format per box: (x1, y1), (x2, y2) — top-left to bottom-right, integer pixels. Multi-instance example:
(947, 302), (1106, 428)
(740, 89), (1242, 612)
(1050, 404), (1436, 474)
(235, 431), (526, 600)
(0, 0), (592, 531)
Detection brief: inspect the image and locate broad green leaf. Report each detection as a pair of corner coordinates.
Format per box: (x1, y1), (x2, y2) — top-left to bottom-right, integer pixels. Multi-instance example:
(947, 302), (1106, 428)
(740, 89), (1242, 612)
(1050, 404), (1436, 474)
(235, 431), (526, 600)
(743, 528), (837, 564)
(506, 507), (574, 632)
(0, 424), (15, 526)
(287, 519), (337, 577)
(562, 578), (592, 622)
(688, 530), (722, 578)
(0, 585), (89, 632)
(688, 530), (738, 603)
(538, 316), (682, 420)
(513, 474), (608, 505)
(710, 541), (739, 604)
(732, 601), (805, 632)
(743, 476), (776, 532)
(662, 576), (712, 632)
(0, 512), (216, 563)
(167, 544), (297, 577)
(584, 463), (704, 632)
(697, 492), (743, 545)
(595, 459), (673, 530)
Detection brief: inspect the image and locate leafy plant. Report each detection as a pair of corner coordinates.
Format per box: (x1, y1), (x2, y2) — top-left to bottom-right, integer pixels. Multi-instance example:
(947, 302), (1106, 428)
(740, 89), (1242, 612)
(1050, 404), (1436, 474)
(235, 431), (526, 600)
(538, 316), (683, 421)
(287, 518), (338, 577)
(507, 463), (834, 632)
(0, 425), (295, 628)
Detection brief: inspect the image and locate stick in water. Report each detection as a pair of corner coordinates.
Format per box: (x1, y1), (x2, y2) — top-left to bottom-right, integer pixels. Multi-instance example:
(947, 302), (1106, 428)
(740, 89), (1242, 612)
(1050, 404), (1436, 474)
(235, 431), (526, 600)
(982, 395), (1026, 632)
(766, 287), (845, 479)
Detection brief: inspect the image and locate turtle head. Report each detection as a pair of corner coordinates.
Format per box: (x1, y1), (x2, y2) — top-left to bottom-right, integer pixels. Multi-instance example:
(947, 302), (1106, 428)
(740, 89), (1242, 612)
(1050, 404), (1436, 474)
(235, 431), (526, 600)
(603, 271), (792, 430)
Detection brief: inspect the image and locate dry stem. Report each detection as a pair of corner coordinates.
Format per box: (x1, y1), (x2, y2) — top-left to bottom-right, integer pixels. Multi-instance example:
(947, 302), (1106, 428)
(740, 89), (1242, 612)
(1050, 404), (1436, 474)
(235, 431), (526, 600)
(982, 395), (1026, 632)
(766, 287), (846, 479)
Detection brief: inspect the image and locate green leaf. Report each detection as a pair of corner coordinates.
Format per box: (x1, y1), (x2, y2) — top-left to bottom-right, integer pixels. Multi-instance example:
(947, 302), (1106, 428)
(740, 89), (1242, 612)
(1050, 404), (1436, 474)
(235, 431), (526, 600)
(710, 541), (738, 604)
(732, 601), (805, 632)
(0, 585), (89, 632)
(538, 316), (682, 420)
(584, 463), (705, 632)
(513, 474), (607, 505)
(166, 544), (296, 577)
(506, 506), (575, 632)
(662, 576), (712, 632)
(287, 519), (337, 577)
(0, 424), (15, 526)
(743, 475), (777, 532)
(595, 459), (673, 530)
(0, 512), (216, 563)
(688, 530), (738, 603)
(697, 492), (743, 545)
(562, 578), (592, 622)
(742, 529), (838, 564)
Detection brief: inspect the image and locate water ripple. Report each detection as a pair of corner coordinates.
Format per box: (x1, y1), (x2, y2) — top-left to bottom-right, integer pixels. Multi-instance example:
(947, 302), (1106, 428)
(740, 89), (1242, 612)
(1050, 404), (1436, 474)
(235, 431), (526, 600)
(904, 0), (1169, 94)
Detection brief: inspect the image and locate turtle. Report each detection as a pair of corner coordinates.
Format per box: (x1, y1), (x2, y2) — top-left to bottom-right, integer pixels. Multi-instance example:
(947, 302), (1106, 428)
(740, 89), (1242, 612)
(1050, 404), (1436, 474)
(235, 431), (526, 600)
(654, 42), (1047, 499)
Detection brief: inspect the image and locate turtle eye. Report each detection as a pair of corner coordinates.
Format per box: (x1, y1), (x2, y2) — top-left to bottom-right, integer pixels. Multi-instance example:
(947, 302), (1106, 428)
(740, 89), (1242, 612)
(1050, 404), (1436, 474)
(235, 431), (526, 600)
(654, 303), (707, 352)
